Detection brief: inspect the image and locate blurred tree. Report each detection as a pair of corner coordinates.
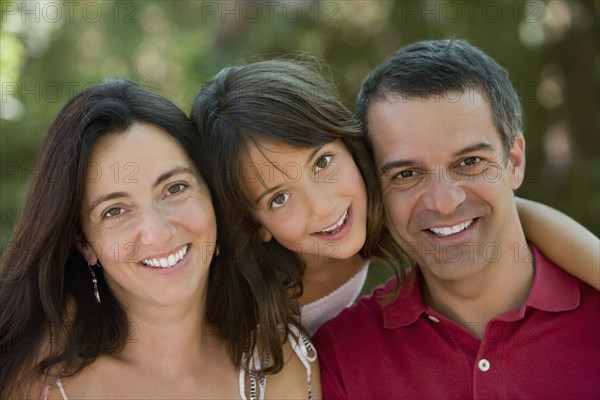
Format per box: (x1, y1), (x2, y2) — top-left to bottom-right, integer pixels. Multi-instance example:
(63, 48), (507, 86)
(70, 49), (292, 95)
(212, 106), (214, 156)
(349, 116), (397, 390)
(1, 0), (598, 292)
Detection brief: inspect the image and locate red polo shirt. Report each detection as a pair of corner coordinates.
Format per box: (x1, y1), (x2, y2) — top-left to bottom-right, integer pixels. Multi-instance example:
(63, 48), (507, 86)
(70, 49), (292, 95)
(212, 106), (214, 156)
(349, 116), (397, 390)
(313, 246), (600, 399)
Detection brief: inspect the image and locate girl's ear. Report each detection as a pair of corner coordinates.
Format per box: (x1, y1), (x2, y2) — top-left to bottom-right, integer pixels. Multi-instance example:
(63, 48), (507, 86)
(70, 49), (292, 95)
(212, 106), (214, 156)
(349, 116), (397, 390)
(75, 234), (98, 265)
(258, 226), (273, 242)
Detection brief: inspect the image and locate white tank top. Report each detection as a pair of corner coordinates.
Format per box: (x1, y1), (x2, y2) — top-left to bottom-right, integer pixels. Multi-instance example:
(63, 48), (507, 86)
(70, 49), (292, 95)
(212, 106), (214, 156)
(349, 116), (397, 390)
(300, 263), (369, 336)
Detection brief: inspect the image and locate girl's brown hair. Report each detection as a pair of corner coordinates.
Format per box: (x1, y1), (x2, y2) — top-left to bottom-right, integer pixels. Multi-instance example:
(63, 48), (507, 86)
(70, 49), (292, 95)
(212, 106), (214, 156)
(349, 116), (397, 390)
(191, 60), (406, 374)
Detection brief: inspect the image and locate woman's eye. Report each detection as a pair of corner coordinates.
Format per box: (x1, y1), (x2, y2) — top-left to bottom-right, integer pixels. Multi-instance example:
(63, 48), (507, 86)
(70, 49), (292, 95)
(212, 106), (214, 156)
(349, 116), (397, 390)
(460, 157), (481, 167)
(167, 183), (188, 196)
(270, 193), (290, 209)
(315, 155), (333, 172)
(103, 207), (124, 219)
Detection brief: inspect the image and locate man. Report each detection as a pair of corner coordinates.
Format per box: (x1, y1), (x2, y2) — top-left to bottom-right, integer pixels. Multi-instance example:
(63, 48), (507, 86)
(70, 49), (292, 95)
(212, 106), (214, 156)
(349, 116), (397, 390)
(313, 39), (599, 399)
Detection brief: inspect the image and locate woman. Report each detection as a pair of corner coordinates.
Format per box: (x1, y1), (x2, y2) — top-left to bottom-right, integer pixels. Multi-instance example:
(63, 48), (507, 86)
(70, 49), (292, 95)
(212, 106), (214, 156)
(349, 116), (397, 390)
(0, 79), (319, 399)
(191, 59), (599, 336)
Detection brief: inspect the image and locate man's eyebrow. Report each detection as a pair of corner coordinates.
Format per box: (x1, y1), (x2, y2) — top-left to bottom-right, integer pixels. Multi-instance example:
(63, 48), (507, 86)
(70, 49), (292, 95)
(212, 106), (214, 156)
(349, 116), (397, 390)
(380, 143), (495, 175)
(381, 160), (419, 175)
(453, 142), (494, 157)
(153, 167), (195, 189)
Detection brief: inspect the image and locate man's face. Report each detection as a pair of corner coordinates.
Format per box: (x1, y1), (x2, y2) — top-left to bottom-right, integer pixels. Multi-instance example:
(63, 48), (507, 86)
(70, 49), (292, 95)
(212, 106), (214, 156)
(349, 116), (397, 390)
(367, 91), (526, 283)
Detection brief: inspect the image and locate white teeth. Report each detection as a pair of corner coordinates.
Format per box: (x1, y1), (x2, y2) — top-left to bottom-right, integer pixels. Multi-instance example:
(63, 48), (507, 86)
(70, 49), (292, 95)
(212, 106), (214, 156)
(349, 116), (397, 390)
(141, 245), (188, 268)
(320, 210), (348, 234)
(429, 219), (473, 237)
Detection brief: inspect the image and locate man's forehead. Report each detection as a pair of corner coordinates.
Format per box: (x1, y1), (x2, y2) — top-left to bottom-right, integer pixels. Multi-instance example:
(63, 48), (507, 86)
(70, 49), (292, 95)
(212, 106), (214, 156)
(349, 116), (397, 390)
(367, 91), (492, 133)
(366, 93), (500, 164)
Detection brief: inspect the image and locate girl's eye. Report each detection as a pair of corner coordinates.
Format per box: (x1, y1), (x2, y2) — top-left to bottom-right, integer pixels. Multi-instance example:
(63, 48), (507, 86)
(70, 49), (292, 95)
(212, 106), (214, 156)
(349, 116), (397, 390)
(315, 155), (333, 172)
(270, 193), (290, 209)
(167, 183), (188, 196)
(103, 207), (124, 219)
(460, 157), (481, 167)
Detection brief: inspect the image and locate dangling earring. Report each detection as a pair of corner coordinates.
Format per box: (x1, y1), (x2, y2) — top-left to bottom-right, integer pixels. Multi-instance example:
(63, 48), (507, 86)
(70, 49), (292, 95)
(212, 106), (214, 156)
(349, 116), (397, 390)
(215, 245), (220, 256)
(87, 263), (101, 303)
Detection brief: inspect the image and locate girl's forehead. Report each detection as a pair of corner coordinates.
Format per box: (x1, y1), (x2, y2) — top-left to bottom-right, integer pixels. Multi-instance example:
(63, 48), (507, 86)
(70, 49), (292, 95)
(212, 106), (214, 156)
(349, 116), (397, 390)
(240, 140), (310, 179)
(249, 138), (316, 153)
(242, 137), (341, 158)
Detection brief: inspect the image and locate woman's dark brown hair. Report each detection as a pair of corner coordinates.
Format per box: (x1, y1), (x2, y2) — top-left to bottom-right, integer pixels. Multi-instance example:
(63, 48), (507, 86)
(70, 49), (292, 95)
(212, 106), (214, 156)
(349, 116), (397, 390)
(191, 59), (406, 373)
(0, 78), (265, 397)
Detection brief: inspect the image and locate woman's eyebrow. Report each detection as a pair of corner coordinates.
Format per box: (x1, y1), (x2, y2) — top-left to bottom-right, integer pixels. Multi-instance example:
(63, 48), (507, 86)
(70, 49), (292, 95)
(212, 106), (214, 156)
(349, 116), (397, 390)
(89, 192), (128, 214)
(153, 167), (195, 189)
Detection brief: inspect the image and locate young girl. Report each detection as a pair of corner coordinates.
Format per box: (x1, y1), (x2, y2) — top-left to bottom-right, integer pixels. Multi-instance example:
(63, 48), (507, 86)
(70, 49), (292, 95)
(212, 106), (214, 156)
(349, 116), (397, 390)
(191, 59), (598, 336)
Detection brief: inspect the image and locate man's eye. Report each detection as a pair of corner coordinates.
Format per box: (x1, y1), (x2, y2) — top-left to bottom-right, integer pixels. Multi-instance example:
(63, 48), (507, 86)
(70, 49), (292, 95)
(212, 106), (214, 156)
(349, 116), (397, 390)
(270, 193), (290, 209)
(315, 155), (333, 172)
(460, 157), (481, 167)
(395, 170), (417, 179)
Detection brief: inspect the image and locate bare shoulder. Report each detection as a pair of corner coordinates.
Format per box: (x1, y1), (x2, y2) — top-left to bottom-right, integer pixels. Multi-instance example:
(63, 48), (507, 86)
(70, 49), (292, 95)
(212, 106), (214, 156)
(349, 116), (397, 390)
(6, 324), (69, 399)
(265, 338), (322, 400)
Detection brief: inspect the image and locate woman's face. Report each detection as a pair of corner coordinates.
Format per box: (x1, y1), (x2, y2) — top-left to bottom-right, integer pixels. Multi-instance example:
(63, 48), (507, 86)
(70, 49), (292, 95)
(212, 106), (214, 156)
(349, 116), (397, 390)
(79, 122), (217, 308)
(241, 139), (368, 264)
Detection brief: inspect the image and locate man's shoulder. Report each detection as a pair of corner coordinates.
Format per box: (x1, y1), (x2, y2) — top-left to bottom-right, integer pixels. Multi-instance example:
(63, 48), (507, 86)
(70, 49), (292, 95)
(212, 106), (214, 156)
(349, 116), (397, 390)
(533, 245), (598, 295)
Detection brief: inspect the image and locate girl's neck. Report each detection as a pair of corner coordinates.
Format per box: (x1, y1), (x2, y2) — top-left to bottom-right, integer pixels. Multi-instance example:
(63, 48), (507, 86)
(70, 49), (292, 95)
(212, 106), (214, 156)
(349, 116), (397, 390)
(299, 253), (366, 305)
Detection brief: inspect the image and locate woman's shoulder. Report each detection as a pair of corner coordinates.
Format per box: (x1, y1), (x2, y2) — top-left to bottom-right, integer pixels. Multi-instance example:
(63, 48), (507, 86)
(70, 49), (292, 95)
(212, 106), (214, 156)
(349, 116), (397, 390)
(42, 361), (101, 400)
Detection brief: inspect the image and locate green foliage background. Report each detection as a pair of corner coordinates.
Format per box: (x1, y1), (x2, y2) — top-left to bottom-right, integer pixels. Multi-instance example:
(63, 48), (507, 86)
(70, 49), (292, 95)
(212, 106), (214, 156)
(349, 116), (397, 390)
(1, 1), (598, 292)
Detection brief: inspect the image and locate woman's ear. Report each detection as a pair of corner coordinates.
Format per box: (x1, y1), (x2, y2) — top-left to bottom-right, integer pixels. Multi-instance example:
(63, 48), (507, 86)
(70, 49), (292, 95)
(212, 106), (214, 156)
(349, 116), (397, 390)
(258, 226), (273, 242)
(75, 234), (98, 265)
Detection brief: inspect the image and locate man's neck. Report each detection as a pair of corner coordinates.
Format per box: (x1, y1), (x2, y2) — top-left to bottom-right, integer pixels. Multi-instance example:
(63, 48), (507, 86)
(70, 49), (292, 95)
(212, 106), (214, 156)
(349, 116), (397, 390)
(421, 241), (535, 339)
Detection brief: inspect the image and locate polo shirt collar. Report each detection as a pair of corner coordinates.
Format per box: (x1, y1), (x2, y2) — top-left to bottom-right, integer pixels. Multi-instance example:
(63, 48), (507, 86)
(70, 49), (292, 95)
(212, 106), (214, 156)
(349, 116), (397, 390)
(383, 269), (428, 329)
(521, 244), (580, 313)
(382, 244), (580, 329)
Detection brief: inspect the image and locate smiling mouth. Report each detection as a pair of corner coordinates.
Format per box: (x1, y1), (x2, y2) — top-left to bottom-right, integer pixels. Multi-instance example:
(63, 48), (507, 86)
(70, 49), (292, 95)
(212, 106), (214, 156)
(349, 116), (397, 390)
(141, 244), (189, 268)
(428, 219), (474, 237)
(318, 209), (349, 235)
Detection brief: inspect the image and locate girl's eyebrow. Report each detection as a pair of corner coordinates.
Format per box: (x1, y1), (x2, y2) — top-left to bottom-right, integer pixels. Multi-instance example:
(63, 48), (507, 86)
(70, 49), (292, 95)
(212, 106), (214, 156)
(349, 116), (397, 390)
(305, 144), (326, 167)
(255, 144), (327, 204)
(256, 183), (284, 205)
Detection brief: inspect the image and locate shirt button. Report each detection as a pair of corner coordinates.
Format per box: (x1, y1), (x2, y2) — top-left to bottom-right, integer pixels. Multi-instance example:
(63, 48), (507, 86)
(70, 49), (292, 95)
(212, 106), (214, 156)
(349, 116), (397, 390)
(478, 359), (490, 372)
(427, 315), (440, 323)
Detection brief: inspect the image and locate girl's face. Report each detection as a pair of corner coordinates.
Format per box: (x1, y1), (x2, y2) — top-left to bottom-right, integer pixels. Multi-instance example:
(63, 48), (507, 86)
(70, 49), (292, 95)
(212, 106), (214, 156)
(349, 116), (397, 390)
(241, 139), (368, 264)
(78, 123), (217, 308)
